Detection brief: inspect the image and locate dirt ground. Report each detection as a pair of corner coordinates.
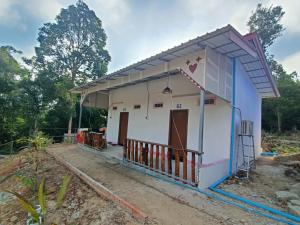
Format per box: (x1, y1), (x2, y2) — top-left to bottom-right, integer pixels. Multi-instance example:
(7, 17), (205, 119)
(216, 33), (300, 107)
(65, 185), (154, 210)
(220, 155), (300, 215)
(46, 144), (288, 225)
(0, 149), (143, 225)
(2, 144), (297, 225)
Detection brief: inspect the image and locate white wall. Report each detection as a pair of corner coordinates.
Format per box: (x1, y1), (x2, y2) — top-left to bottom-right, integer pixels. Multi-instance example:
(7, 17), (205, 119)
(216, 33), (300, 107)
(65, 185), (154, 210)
(199, 98), (232, 187)
(106, 74), (201, 151)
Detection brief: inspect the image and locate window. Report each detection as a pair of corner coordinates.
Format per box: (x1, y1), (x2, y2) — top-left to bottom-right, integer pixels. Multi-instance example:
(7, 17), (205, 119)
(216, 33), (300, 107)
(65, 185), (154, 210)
(112, 106), (118, 110)
(134, 104), (141, 109)
(154, 102), (163, 108)
(205, 99), (215, 105)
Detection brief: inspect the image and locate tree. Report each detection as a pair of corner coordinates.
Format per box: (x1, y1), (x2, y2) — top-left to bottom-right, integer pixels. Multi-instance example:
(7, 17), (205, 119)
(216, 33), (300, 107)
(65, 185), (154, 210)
(248, 4), (300, 133)
(0, 46), (26, 143)
(247, 3), (285, 52)
(35, 0), (111, 135)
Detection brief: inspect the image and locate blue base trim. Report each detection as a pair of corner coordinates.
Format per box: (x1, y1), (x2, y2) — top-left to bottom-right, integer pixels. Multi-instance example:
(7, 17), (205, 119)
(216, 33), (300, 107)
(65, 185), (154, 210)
(211, 187), (300, 224)
(78, 143), (298, 224)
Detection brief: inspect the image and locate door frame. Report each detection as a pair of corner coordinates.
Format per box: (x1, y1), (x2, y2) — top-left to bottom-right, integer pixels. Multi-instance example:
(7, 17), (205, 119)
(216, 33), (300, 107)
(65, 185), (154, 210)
(118, 112), (129, 145)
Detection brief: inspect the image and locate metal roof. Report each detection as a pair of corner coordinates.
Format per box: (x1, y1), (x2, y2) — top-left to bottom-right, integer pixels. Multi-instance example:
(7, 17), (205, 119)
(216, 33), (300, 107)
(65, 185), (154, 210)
(71, 25), (278, 98)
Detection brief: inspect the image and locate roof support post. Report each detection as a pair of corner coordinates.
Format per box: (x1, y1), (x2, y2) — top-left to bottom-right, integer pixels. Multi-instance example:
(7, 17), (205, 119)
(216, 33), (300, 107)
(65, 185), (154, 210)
(198, 89), (205, 182)
(229, 58), (237, 175)
(78, 93), (87, 132)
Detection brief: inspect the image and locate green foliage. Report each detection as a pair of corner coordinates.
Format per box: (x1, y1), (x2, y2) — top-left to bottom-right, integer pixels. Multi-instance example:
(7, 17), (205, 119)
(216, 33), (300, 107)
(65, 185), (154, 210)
(38, 177), (46, 215)
(27, 132), (52, 150)
(6, 175), (71, 224)
(248, 4), (299, 133)
(55, 175), (71, 209)
(15, 172), (37, 192)
(0, 1), (110, 144)
(247, 3), (285, 52)
(36, 0), (110, 84)
(5, 190), (40, 223)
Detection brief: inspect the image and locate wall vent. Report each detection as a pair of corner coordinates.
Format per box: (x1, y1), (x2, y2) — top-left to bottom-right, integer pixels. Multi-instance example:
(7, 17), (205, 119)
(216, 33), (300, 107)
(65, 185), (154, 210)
(112, 106), (118, 110)
(154, 102), (163, 108)
(205, 98), (216, 105)
(134, 104), (141, 109)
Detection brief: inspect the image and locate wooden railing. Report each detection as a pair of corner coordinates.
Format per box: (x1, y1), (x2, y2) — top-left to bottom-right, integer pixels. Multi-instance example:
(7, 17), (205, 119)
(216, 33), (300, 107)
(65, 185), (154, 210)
(123, 138), (202, 186)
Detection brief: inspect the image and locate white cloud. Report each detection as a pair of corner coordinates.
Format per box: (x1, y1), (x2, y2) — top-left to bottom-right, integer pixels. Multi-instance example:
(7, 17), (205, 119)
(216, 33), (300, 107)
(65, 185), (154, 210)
(23, 0), (63, 22)
(280, 51), (300, 74)
(0, 0), (21, 26)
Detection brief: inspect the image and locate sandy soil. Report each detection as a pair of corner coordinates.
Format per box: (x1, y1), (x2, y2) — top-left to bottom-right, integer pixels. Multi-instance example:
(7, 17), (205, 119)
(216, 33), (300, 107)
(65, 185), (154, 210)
(220, 156), (300, 213)
(47, 144), (284, 225)
(0, 149), (142, 225)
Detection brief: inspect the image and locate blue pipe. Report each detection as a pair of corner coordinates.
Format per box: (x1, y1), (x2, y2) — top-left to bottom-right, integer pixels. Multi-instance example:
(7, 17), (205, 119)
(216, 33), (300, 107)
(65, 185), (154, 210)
(229, 58), (236, 175)
(78, 144), (297, 224)
(121, 161), (295, 225)
(210, 187), (300, 223)
(208, 58), (300, 224)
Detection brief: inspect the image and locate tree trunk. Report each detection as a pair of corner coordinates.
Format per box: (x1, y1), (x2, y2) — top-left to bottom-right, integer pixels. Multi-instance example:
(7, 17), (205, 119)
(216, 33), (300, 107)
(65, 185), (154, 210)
(34, 118), (38, 133)
(276, 106), (281, 133)
(68, 114), (72, 135)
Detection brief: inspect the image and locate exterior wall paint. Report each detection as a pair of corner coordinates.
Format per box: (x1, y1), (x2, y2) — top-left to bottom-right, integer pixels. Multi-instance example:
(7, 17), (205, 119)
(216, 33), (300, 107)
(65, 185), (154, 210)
(233, 59), (262, 171)
(199, 98), (231, 187)
(106, 74), (201, 151)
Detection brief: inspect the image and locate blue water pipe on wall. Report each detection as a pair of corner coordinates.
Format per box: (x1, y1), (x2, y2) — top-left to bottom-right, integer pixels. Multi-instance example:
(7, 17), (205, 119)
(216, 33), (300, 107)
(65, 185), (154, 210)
(208, 57), (300, 224)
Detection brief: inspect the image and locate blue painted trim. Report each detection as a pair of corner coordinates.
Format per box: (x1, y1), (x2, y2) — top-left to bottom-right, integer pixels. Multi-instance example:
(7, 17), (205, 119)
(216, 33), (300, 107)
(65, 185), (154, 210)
(211, 188), (300, 224)
(78, 143), (297, 224)
(229, 58), (237, 175)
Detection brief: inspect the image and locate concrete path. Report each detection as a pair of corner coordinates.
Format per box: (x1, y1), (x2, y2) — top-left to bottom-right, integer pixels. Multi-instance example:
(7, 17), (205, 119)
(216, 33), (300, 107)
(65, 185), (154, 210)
(47, 144), (281, 225)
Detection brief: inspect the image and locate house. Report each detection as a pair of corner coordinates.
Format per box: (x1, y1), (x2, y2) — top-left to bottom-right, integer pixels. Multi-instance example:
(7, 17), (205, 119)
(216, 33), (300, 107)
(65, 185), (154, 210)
(70, 25), (279, 188)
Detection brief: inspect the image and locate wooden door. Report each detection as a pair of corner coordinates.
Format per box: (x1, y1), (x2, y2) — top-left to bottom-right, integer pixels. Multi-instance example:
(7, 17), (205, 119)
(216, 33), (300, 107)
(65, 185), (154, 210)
(118, 112), (129, 145)
(169, 110), (188, 156)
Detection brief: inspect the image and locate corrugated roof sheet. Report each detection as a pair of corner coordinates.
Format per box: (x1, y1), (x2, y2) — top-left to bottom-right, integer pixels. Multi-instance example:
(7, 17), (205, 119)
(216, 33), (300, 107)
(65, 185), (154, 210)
(71, 25), (278, 98)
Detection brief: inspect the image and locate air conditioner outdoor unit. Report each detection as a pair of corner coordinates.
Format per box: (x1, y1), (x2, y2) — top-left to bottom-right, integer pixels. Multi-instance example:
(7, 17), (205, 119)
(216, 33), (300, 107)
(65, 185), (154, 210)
(240, 120), (253, 136)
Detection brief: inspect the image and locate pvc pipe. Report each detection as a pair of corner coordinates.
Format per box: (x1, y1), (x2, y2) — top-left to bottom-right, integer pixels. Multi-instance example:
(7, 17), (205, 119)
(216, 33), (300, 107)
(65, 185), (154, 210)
(198, 89), (205, 171)
(78, 144), (296, 225)
(210, 187), (300, 224)
(120, 160), (296, 225)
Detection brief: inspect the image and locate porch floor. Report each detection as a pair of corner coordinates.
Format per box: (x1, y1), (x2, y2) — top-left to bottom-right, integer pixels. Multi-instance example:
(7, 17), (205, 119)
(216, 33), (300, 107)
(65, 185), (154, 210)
(46, 144), (277, 225)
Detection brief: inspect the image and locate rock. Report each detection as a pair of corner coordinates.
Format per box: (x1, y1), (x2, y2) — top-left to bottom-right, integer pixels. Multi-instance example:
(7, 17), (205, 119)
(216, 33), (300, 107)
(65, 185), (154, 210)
(0, 192), (13, 203)
(287, 203), (300, 216)
(47, 200), (56, 210)
(290, 183), (300, 195)
(290, 199), (300, 206)
(10, 215), (18, 222)
(285, 168), (298, 177)
(71, 211), (80, 220)
(275, 191), (299, 201)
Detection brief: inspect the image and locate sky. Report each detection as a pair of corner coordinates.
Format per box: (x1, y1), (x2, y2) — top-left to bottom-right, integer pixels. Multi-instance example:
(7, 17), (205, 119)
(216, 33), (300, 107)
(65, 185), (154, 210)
(0, 0), (299, 75)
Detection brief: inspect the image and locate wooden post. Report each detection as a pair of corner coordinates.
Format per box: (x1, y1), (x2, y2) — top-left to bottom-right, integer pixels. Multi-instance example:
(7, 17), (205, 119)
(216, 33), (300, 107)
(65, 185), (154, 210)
(183, 150), (187, 180)
(191, 152), (196, 183)
(131, 139), (134, 161)
(155, 145), (159, 170)
(123, 139), (127, 159)
(140, 142), (144, 164)
(175, 149), (179, 177)
(161, 146), (165, 172)
(168, 148), (172, 175)
(150, 144), (154, 169)
(127, 139), (131, 161)
(135, 140), (138, 162)
(145, 143), (149, 166)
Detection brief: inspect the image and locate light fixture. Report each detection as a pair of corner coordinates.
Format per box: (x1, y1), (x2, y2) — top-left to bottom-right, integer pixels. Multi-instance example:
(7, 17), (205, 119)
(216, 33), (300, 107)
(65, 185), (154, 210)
(162, 74), (172, 94)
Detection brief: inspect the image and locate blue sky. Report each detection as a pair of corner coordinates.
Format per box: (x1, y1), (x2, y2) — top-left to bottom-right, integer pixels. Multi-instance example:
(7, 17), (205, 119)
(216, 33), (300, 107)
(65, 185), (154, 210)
(0, 0), (299, 75)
